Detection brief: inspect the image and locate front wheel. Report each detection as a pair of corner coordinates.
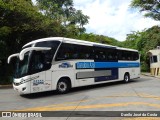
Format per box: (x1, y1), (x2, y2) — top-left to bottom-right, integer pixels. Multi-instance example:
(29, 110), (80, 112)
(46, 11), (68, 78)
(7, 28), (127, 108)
(123, 73), (130, 83)
(57, 79), (70, 94)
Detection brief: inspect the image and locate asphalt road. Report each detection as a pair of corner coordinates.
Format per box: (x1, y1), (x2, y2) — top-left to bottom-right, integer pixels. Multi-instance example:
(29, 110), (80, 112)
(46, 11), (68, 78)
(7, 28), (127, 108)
(0, 75), (160, 120)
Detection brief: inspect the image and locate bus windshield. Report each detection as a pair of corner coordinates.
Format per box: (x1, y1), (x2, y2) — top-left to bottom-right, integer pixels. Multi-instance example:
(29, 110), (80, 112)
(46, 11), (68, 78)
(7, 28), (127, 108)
(13, 40), (60, 78)
(14, 52), (29, 78)
(29, 51), (48, 74)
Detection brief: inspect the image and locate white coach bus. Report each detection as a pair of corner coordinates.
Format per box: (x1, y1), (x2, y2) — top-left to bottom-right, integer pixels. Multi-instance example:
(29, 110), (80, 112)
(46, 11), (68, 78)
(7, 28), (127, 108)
(8, 37), (140, 94)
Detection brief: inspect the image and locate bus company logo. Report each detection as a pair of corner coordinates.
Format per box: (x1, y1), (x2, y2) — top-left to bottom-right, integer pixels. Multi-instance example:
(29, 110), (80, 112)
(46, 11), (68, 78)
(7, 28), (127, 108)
(59, 62), (73, 68)
(33, 80), (44, 86)
(76, 62), (95, 69)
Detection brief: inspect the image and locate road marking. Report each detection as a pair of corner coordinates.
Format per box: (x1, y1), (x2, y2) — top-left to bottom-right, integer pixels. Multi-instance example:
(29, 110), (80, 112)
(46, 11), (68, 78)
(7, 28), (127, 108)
(13, 102), (160, 111)
(10, 92), (160, 111)
(138, 93), (160, 100)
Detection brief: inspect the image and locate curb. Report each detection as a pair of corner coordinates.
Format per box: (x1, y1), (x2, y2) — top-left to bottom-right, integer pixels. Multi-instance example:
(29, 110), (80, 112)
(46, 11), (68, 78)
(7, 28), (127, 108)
(0, 84), (12, 89)
(141, 73), (160, 79)
(141, 73), (154, 77)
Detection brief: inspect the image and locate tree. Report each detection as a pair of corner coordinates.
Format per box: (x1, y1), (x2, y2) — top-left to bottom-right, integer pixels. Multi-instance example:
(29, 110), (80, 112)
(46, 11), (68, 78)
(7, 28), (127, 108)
(0, 0), (65, 84)
(0, 0), (66, 54)
(36, 0), (89, 34)
(70, 10), (89, 33)
(75, 33), (114, 44)
(121, 26), (160, 72)
(0, 0), (120, 84)
(36, 0), (75, 21)
(131, 0), (160, 20)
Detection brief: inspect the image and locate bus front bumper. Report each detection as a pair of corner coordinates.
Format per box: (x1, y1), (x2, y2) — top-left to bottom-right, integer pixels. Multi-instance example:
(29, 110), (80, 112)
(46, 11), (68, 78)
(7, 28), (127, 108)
(13, 82), (30, 94)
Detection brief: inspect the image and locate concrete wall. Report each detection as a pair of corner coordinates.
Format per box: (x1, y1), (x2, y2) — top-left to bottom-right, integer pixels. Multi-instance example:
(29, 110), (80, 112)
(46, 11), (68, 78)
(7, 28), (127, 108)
(149, 49), (160, 76)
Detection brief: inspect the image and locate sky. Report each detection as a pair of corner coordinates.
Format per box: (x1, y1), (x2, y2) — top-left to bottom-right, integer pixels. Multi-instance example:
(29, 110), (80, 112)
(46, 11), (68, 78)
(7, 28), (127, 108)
(74, 0), (160, 41)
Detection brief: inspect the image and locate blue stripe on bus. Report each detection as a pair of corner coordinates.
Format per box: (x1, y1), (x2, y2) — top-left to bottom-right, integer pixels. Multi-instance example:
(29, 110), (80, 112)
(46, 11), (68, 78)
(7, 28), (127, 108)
(76, 62), (140, 69)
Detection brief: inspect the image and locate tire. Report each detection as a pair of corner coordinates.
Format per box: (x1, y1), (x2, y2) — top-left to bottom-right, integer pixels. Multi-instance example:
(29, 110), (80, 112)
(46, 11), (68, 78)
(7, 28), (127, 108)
(123, 73), (130, 83)
(57, 79), (70, 94)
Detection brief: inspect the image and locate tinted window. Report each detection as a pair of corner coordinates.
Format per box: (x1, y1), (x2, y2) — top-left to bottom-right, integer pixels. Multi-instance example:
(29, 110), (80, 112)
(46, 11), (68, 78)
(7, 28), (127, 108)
(153, 55), (158, 63)
(29, 51), (45, 73)
(132, 51), (139, 60)
(55, 43), (93, 61)
(56, 43), (139, 61)
(94, 47), (117, 61)
(35, 41), (60, 63)
(56, 43), (118, 61)
(94, 47), (106, 60)
(105, 49), (117, 61)
(118, 50), (139, 61)
(28, 41), (60, 74)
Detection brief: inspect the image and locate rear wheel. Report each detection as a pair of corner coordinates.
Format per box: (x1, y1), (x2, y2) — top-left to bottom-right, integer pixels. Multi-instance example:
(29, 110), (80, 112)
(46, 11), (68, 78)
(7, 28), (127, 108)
(123, 73), (130, 83)
(57, 79), (70, 94)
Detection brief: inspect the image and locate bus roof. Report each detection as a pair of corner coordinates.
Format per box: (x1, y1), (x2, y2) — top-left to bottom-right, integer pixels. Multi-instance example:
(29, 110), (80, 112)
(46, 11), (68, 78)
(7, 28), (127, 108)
(23, 37), (115, 48)
(22, 37), (138, 52)
(117, 47), (138, 52)
(23, 37), (63, 48)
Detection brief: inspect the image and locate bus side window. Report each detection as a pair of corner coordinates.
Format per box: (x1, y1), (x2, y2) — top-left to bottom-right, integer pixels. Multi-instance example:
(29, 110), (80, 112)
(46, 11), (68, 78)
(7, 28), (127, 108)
(133, 52), (139, 60)
(93, 47), (104, 61)
(118, 50), (139, 61)
(56, 43), (82, 60)
(56, 43), (113, 61)
(76, 45), (93, 60)
(105, 49), (117, 61)
(55, 43), (67, 60)
(30, 51), (45, 73)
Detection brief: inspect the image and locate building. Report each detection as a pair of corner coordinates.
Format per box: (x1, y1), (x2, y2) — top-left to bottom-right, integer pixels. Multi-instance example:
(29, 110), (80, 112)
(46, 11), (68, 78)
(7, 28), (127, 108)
(148, 46), (160, 76)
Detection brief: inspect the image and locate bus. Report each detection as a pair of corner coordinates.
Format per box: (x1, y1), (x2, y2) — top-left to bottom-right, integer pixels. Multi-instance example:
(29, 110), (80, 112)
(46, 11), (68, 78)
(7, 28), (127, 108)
(8, 37), (140, 94)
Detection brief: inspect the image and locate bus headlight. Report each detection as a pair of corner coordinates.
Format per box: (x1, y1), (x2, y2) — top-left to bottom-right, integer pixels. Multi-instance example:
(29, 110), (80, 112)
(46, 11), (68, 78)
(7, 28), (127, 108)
(20, 79), (26, 84)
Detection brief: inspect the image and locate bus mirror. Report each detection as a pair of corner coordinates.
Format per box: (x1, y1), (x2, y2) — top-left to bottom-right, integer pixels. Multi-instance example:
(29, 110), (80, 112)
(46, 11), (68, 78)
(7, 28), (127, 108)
(19, 47), (51, 61)
(7, 53), (19, 64)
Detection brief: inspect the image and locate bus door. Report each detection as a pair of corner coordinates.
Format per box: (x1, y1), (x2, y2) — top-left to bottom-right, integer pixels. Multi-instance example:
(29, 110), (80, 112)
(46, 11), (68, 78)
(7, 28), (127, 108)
(30, 51), (52, 93)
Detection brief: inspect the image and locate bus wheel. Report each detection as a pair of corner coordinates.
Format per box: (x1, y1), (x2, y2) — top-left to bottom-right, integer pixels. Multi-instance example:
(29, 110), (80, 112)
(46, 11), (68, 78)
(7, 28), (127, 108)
(57, 79), (70, 94)
(123, 73), (130, 83)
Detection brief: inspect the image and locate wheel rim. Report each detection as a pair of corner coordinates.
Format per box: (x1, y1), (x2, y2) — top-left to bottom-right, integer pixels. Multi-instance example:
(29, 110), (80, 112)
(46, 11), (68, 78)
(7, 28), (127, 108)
(58, 82), (67, 92)
(125, 75), (129, 82)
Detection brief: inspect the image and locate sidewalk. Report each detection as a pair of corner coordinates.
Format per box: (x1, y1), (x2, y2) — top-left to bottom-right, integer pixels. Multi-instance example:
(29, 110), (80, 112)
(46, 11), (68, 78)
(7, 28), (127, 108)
(0, 84), (12, 89)
(141, 72), (160, 79)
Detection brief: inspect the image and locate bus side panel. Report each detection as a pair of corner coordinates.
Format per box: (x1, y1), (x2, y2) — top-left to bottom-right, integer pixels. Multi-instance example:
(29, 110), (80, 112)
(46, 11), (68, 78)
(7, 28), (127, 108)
(75, 60), (95, 87)
(94, 68), (118, 82)
(30, 72), (45, 93)
(118, 67), (140, 80)
(75, 61), (119, 86)
(51, 70), (75, 90)
(51, 61), (75, 90)
(118, 60), (140, 80)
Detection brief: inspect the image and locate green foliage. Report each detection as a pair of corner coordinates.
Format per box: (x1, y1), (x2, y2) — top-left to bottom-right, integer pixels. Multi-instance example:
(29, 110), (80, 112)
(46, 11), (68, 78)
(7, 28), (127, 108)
(36, 0), (74, 20)
(4, 0), (159, 84)
(0, 0), (119, 84)
(0, 0), (64, 84)
(74, 33), (117, 45)
(131, 0), (160, 20)
(36, 0), (89, 34)
(122, 26), (160, 72)
(0, 0), (69, 55)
